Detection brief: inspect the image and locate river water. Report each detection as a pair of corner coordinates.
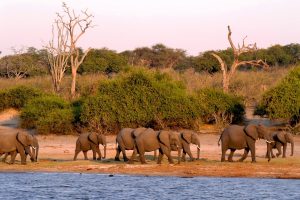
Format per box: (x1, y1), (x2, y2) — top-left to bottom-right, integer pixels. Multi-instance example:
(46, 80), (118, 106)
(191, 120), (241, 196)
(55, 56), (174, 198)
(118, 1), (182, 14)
(0, 172), (299, 199)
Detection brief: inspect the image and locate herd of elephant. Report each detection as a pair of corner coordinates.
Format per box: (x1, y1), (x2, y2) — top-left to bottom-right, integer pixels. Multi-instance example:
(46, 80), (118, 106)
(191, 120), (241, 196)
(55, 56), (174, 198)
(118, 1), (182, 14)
(0, 124), (295, 165)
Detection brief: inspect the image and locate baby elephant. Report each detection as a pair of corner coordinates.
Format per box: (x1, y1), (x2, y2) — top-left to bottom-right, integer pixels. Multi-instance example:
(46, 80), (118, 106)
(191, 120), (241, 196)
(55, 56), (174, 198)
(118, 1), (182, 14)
(73, 132), (106, 161)
(266, 131), (294, 158)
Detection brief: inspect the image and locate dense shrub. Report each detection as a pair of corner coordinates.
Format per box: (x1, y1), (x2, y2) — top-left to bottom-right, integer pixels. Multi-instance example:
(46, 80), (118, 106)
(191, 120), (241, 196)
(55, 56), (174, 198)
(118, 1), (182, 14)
(194, 88), (245, 125)
(80, 69), (201, 131)
(255, 67), (300, 124)
(0, 86), (43, 111)
(21, 96), (74, 134)
(80, 69), (245, 132)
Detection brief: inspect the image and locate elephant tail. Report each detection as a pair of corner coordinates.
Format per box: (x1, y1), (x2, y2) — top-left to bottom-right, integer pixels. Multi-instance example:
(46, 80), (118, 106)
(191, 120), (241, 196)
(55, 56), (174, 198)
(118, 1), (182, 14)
(218, 132), (223, 146)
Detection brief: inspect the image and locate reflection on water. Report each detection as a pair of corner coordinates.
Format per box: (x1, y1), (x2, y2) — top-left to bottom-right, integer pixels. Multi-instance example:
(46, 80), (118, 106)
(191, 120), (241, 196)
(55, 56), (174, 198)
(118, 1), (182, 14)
(0, 172), (299, 199)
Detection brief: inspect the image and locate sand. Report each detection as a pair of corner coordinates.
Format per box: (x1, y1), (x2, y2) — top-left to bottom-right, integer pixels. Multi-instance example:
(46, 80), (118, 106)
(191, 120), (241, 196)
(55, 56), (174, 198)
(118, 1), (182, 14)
(0, 109), (299, 179)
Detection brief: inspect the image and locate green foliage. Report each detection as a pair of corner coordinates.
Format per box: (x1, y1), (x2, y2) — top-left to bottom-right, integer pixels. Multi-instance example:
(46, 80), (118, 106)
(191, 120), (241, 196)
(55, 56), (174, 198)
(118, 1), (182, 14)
(0, 47), (48, 78)
(0, 86), (43, 111)
(255, 67), (300, 124)
(21, 96), (74, 134)
(79, 48), (127, 74)
(80, 69), (245, 132)
(194, 88), (245, 125)
(80, 69), (201, 131)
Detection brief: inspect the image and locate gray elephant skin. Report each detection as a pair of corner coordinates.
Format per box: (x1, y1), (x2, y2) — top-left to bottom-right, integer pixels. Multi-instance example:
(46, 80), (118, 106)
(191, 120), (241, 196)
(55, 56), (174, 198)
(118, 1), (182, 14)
(180, 130), (200, 161)
(2, 135), (39, 163)
(133, 129), (181, 164)
(218, 124), (273, 162)
(73, 132), (106, 161)
(267, 131), (294, 158)
(115, 127), (150, 162)
(0, 131), (36, 165)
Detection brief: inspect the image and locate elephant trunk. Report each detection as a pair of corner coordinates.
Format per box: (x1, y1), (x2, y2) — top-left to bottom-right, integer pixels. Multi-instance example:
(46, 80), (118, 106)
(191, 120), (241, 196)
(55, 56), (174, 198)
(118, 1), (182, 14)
(291, 140), (294, 156)
(35, 146), (39, 162)
(103, 144), (107, 159)
(196, 139), (200, 160)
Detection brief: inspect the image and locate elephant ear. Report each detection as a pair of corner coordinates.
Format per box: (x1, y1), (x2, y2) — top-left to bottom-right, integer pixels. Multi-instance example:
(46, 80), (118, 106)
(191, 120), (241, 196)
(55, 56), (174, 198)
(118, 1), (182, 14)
(181, 131), (192, 144)
(158, 131), (170, 147)
(244, 124), (258, 140)
(277, 132), (287, 143)
(88, 132), (99, 145)
(97, 134), (106, 145)
(17, 132), (33, 147)
(285, 133), (293, 143)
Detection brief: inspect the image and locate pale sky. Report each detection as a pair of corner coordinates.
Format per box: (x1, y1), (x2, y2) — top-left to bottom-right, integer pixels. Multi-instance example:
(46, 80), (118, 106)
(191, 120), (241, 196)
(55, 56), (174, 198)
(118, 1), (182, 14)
(0, 0), (300, 56)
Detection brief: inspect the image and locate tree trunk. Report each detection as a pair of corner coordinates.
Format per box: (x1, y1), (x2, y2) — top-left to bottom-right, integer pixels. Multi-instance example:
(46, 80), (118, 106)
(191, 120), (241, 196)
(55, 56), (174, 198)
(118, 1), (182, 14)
(71, 68), (77, 97)
(223, 72), (229, 93)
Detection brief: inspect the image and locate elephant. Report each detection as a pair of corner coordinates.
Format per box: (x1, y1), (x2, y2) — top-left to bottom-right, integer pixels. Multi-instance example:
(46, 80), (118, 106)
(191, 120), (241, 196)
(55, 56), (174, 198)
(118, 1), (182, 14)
(2, 135), (39, 163)
(0, 131), (36, 165)
(115, 127), (148, 162)
(218, 124), (273, 162)
(133, 129), (181, 164)
(179, 130), (201, 161)
(73, 132), (106, 161)
(266, 131), (294, 158)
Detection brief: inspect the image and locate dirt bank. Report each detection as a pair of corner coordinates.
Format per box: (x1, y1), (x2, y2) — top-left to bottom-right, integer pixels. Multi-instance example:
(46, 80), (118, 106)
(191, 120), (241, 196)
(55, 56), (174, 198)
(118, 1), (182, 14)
(0, 110), (299, 179)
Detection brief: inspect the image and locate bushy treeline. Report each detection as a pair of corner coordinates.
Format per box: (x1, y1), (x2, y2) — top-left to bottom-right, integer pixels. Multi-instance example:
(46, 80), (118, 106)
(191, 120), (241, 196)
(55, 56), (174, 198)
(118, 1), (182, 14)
(1, 43), (300, 78)
(0, 69), (244, 134)
(255, 67), (300, 126)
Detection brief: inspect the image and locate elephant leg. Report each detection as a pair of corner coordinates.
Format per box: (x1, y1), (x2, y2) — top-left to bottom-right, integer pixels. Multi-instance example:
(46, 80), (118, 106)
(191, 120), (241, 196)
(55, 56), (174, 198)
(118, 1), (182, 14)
(128, 148), (138, 164)
(114, 145), (121, 161)
(9, 151), (18, 165)
(160, 145), (174, 164)
(249, 145), (256, 163)
(282, 143), (287, 158)
(239, 148), (249, 162)
(181, 149), (186, 162)
(119, 140), (129, 162)
(153, 150), (157, 161)
(83, 151), (88, 160)
(157, 149), (164, 164)
(2, 153), (9, 163)
(276, 143), (282, 157)
(221, 145), (227, 162)
(139, 151), (146, 164)
(93, 145), (102, 161)
(228, 149), (236, 162)
(184, 145), (194, 161)
(73, 149), (81, 161)
(270, 148), (275, 158)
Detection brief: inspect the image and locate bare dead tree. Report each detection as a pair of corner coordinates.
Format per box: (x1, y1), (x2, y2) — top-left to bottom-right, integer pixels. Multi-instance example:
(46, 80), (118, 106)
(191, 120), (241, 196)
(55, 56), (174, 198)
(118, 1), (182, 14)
(45, 20), (70, 93)
(57, 2), (94, 97)
(211, 26), (269, 93)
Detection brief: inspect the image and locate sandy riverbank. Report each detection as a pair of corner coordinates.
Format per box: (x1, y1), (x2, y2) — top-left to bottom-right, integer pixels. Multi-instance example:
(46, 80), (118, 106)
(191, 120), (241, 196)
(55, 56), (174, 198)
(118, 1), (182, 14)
(0, 110), (299, 179)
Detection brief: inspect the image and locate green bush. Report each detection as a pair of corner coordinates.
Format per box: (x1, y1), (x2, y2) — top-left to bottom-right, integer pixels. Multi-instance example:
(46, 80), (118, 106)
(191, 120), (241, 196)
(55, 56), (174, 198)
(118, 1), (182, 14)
(21, 96), (74, 134)
(80, 69), (201, 131)
(194, 88), (245, 125)
(255, 67), (300, 124)
(80, 69), (245, 132)
(36, 109), (74, 135)
(0, 86), (43, 111)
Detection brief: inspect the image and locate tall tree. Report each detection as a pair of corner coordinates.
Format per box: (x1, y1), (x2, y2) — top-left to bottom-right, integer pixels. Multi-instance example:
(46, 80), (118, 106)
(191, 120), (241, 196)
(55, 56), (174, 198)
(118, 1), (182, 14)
(45, 17), (70, 93)
(211, 26), (269, 93)
(56, 2), (94, 97)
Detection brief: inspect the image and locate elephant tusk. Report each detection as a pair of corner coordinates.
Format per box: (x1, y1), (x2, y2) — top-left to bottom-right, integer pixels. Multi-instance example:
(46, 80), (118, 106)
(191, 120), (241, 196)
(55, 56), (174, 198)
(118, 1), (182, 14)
(32, 146), (36, 150)
(197, 146), (200, 150)
(266, 140), (273, 144)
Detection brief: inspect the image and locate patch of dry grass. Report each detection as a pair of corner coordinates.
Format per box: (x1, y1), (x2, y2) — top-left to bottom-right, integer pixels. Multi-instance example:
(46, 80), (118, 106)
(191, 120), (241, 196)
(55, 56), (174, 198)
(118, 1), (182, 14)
(0, 66), (293, 103)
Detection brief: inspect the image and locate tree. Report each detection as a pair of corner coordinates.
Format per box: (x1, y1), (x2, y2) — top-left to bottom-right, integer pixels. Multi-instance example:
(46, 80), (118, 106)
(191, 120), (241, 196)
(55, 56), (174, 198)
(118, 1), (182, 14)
(211, 26), (269, 93)
(59, 3), (94, 97)
(45, 16), (70, 93)
(0, 47), (48, 79)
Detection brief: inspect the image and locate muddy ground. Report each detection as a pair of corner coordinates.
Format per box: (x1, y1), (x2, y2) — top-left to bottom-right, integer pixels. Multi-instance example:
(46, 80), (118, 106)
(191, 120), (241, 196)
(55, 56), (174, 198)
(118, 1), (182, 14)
(0, 109), (299, 179)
